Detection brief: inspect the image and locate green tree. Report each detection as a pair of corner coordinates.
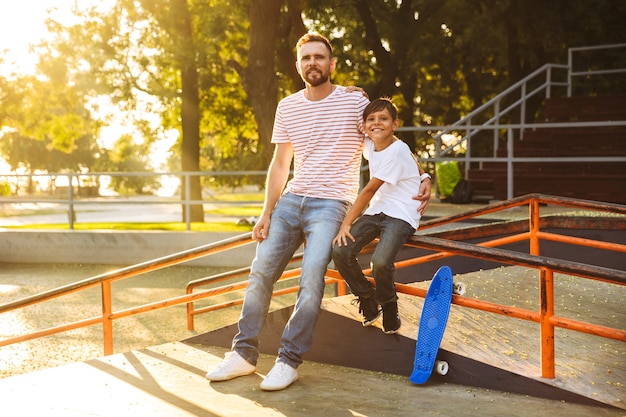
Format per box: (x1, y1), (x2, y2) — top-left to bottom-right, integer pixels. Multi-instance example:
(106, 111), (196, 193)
(303, 0), (626, 156)
(0, 55), (102, 189)
(46, 0), (207, 221)
(46, 0), (272, 221)
(303, 0), (468, 153)
(20, 0), (625, 201)
(106, 134), (161, 194)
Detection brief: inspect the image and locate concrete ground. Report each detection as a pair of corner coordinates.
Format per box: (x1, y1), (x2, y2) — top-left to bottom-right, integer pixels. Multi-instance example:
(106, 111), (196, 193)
(0, 342), (623, 417)
(0, 263), (624, 416)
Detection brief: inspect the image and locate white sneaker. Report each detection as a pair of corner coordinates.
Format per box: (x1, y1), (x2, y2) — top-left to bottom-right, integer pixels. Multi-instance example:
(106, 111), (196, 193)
(259, 361), (298, 391)
(205, 351), (256, 381)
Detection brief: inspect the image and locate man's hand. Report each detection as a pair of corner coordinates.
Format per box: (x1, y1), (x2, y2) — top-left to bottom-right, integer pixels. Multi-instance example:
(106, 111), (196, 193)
(252, 214), (271, 242)
(414, 178), (432, 215)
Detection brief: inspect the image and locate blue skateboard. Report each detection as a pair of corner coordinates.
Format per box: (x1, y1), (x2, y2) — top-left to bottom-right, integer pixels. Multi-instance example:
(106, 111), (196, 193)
(410, 265), (454, 384)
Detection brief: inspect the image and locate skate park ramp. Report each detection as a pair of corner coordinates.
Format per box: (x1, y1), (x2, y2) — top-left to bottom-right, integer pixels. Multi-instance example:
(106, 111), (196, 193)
(186, 265), (625, 410)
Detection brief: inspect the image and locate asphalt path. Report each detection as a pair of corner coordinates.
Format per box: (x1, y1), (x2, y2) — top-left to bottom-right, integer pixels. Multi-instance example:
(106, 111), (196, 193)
(0, 199), (244, 226)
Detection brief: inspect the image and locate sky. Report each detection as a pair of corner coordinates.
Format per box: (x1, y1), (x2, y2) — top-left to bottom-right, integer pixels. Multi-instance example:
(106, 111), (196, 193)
(0, 1), (70, 173)
(0, 1), (178, 183)
(0, 1), (77, 76)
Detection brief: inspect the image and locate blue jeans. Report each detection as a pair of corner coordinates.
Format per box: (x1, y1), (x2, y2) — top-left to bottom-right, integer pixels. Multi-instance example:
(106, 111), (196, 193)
(233, 192), (350, 368)
(332, 213), (415, 305)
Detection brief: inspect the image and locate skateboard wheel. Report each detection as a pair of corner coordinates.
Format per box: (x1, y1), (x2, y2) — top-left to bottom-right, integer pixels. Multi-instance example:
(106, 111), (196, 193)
(453, 281), (466, 296)
(435, 360), (449, 375)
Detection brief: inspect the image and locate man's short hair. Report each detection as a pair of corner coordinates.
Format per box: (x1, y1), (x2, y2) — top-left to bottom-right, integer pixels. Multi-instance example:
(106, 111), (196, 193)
(296, 32), (333, 57)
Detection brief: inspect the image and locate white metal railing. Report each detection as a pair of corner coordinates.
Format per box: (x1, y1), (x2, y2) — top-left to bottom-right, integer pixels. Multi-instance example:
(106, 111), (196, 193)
(0, 171), (267, 230)
(404, 120), (626, 200)
(399, 43), (626, 198)
(567, 43), (626, 96)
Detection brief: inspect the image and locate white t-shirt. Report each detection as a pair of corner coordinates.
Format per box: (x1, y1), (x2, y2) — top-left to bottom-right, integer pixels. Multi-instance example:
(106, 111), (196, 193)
(272, 86), (369, 204)
(363, 137), (422, 229)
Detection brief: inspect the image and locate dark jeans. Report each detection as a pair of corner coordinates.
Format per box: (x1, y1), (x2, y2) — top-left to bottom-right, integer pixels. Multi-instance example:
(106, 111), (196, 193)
(332, 213), (416, 305)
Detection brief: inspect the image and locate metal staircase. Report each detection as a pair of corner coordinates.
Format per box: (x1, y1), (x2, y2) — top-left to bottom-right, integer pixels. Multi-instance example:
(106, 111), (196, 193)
(403, 43), (626, 204)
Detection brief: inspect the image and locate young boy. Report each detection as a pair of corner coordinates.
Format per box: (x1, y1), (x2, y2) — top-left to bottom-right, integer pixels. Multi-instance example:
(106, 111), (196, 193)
(332, 97), (428, 334)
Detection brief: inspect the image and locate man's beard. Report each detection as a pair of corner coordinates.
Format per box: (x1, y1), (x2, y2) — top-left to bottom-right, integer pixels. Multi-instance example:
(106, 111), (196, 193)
(304, 69), (329, 86)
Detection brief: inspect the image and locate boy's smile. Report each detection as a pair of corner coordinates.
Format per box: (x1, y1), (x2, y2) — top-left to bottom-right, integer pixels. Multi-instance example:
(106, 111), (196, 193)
(365, 109), (399, 151)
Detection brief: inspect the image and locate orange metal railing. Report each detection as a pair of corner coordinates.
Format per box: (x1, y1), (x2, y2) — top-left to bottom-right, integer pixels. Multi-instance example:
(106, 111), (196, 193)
(1, 194), (624, 382)
(0, 233), (255, 355)
(183, 194), (626, 379)
(396, 194), (626, 378)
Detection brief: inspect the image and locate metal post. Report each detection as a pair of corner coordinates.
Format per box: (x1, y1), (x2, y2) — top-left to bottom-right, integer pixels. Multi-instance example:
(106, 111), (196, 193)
(546, 66), (552, 98)
(520, 82), (527, 139)
(567, 47), (573, 97)
(529, 198), (540, 256)
(68, 174), (75, 230)
(185, 173), (191, 231)
(530, 198), (556, 378)
(507, 129), (514, 200)
(539, 267), (556, 378)
(101, 280), (114, 355)
(493, 100), (500, 157)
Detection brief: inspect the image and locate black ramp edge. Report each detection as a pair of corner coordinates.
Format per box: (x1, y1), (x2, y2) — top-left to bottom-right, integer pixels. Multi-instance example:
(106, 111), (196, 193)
(184, 306), (612, 408)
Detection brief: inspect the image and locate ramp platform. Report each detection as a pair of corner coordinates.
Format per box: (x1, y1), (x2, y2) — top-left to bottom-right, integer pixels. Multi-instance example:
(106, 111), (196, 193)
(188, 266), (625, 410)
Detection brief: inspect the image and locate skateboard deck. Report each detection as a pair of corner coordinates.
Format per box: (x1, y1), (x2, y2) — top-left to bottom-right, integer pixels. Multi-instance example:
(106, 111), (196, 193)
(409, 265), (453, 384)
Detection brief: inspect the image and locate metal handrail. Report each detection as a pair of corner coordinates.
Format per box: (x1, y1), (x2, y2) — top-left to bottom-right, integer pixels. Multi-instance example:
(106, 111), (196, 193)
(0, 194), (624, 383)
(0, 233), (255, 354)
(400, 121), (626, 200)
(568, 43), (626, 96)
(425, 63), (568, 155)
(399, 43), (626, 196)
(3, 119), (626, 220)
(185, 194), (626, 381)
(0, 170), (267, 230)
(184, 252), (307, 330)
(333, 193), (626, 379)
(430, 43), (626, 155)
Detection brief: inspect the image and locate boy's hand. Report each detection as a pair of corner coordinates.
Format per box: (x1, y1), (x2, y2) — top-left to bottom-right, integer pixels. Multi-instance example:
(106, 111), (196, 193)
(332, 225), (355, 247)
(414, 179), (432, 215)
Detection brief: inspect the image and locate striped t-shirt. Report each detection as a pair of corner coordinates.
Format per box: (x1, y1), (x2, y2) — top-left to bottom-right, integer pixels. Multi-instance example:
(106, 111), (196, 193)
(272, 86), (369, 204)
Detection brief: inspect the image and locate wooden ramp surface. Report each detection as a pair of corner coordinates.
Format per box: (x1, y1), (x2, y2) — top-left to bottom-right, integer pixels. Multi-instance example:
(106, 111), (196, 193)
(323, 265), (625, 410)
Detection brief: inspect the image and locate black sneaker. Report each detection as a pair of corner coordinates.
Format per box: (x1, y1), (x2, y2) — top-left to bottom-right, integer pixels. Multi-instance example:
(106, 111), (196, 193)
(382, 302), (401, 334)
(352, 296), (381, 326)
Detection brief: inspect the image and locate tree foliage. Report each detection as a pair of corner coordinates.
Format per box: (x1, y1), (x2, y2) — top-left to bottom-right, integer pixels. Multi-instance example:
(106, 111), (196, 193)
(1, 0), (624, 202)
(0, 54), (101, 176)
(105, 134), (161, 194)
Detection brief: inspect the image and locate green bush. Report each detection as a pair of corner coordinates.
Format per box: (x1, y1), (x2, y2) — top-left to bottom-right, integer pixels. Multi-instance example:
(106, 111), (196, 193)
(0, 181), (10, 196)
(436, 161), (462, 197)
